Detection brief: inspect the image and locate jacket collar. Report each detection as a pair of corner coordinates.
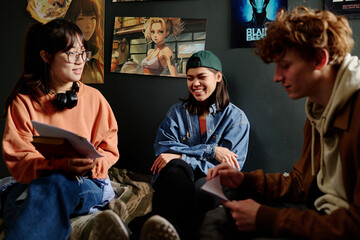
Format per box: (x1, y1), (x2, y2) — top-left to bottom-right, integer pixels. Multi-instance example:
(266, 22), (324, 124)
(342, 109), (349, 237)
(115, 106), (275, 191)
(333, 92), (357, 131)
(182, 101), (219, 116)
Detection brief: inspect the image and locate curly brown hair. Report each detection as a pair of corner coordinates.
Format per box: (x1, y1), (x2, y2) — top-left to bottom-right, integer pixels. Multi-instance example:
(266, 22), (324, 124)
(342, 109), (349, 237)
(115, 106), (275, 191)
(255, 6), (354, 65)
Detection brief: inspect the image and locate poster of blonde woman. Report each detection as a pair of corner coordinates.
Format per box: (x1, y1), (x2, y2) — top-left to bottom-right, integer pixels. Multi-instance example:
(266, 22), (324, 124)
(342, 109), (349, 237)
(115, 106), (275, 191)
(112, 0), (180, 2)
(27, 0), (105, 84)
(111, 17), (207, 78)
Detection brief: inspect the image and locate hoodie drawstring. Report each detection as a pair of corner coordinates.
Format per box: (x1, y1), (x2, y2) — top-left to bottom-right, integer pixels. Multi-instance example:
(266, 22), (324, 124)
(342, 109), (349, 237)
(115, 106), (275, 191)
(311, 117), (326, 176)
(311, 122), (315, 176)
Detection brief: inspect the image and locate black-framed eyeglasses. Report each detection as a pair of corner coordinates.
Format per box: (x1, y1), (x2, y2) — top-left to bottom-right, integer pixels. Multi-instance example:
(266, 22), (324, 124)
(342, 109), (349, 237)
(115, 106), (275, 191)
(65, 50), (92, 63)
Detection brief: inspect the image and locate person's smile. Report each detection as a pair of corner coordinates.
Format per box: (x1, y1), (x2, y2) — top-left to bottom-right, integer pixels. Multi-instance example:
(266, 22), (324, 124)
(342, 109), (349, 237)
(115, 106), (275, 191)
(72, 67), (83, 75)
(192, 87), (205, 96)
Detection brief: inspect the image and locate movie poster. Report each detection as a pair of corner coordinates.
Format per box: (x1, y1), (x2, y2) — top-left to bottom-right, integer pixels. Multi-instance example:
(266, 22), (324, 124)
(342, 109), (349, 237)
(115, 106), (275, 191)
(26, 0), (105, 84)
(325, 0), (360, 19)
(231, 0), (287, 48)
(111, 17), (207, 78)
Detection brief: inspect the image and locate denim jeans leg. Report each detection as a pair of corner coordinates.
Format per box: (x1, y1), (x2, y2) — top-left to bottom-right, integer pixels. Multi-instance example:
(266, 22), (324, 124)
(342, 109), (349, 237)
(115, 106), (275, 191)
(4, 173), (103, 240)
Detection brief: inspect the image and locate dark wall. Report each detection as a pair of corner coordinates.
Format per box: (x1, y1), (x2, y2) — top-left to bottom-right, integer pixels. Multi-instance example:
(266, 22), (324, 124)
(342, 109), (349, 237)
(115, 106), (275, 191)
(1, 0), (360, 178)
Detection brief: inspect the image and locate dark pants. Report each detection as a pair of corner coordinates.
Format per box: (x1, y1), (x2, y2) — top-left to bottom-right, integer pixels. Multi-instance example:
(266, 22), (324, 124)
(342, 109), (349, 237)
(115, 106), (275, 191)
(200, 201), (308, 240)
(129, 159), (219, 240)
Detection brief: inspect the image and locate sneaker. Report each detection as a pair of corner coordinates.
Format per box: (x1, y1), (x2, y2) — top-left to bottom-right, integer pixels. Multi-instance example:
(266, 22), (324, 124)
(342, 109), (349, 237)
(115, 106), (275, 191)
(89, 209), (130, 240)
(140, 215), (180, 240)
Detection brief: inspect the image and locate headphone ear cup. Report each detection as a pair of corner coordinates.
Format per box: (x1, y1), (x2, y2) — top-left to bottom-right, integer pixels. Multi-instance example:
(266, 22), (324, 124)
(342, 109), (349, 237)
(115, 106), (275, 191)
(54, 93), (67, 110)
(65, 90), (78, 109)
(51, 82), (79, 110)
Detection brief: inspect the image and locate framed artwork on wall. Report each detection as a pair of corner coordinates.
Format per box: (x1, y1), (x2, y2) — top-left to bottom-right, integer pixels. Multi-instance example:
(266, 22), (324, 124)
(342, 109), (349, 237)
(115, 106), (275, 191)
(111, 17), (207, 78)
(112, 0), (152, 1)
(325, 0), (360, 19)
(26, 0), (105, 84)
(112, 0), (180, 2)
(231, 0), (287, 48)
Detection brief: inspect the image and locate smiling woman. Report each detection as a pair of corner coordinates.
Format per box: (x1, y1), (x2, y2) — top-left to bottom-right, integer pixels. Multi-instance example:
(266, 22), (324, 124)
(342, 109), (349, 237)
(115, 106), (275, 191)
(132, 50), (250, 239)
(1, 19), (121, 239)
(64, 0), (104, 83)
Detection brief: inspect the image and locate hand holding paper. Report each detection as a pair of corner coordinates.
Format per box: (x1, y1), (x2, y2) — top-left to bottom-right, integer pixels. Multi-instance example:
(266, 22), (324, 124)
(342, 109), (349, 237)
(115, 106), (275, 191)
(200, 175), (229, 201)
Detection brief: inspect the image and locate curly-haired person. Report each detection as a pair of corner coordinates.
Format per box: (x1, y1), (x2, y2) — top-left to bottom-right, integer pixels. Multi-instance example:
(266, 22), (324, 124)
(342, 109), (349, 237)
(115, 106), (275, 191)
(200, 6), (360, 240)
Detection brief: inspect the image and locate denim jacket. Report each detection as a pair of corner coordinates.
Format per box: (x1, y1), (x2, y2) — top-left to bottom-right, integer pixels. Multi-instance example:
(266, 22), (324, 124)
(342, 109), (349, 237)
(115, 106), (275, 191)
(154, 101), (250, 175)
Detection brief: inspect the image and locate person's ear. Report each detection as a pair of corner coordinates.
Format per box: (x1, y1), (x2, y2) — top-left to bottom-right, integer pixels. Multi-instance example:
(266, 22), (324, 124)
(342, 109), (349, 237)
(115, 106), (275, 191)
(216, 71), (222, 83)
(315, 48), (329, 70)
(40, 50), (50, 63)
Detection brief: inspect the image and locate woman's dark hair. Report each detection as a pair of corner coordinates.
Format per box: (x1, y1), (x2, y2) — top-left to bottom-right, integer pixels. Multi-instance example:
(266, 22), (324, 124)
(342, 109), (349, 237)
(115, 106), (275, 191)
(3, 19), (87, 116)
(185, 68), (230, 115)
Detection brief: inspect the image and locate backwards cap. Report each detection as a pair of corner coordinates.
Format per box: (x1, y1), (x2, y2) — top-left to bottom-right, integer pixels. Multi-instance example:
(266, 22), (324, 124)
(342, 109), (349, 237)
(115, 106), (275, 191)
(186, 50), (222, 73)
(186, 50), (226, 84)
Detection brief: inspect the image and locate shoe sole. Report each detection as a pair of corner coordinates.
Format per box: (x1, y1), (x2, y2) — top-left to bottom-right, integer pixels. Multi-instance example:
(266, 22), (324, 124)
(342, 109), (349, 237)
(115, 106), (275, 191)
(90, 210), (129, 240)
(140, 215), (180, 240)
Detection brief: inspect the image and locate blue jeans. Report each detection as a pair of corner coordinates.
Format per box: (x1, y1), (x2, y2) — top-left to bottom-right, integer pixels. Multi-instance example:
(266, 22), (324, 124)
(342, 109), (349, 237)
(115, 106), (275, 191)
(3, 173), (103, 240)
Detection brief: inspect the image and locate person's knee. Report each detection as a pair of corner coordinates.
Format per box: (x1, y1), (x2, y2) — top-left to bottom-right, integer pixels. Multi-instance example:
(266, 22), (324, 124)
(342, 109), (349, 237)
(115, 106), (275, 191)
(29, 173), (74, 194)
(155, 159), (194, 187)
(163, 159), (193, 177)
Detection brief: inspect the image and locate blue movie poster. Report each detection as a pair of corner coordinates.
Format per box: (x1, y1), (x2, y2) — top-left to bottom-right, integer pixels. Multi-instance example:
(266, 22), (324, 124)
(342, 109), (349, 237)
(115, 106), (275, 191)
(231, 0), (287, 48)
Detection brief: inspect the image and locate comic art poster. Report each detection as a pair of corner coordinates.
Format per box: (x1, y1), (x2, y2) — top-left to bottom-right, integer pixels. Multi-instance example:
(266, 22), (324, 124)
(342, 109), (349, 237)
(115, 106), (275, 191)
(231, 0), (287, 48)
(111, 17), (207, 78)
(112, 0), (179, 2)
(325, 0), (360, 19)
(112, 0), (152, 1)
(26, 0), (105, 84)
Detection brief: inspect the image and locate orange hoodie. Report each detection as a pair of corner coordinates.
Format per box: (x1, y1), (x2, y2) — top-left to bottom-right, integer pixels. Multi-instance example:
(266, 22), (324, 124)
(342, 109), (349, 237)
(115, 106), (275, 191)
(2, 82), (119, 184)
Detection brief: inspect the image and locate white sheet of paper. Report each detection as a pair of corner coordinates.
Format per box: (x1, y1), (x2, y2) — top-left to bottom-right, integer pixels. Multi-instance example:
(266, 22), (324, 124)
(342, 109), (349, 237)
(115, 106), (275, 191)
(200, 175), (229, 201)
(32, 120), (103, 158)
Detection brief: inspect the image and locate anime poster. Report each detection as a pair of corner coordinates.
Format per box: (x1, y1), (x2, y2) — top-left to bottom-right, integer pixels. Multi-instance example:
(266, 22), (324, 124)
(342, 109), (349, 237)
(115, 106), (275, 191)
(111, 17), (207, 78)
(26, 0), (105, 84)
(112, 0), (152, 1)
(325, 0), (360, 19)
(112, 0), (179, 2)
(231, 0), (287, 48)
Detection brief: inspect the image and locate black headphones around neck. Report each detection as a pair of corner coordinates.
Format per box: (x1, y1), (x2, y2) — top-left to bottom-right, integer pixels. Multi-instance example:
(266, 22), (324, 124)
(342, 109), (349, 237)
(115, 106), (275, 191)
(51, 82), (79, 110)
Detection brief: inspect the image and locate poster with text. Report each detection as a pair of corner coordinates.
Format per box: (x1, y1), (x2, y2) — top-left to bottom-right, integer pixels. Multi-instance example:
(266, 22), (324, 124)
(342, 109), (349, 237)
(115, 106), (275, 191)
(231, 0), (287, 48)
(325, 0), (360, 19)
(111, 17), (207, 78)
(26, 0), (105, 84)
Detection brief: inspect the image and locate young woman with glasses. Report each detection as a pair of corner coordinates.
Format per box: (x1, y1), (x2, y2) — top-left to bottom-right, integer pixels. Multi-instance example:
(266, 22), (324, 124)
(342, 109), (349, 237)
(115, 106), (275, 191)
(1, 19), (128, 240)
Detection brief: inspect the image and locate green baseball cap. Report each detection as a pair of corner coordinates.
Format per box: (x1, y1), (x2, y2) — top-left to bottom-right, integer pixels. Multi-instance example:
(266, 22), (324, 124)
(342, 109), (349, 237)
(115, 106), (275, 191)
(186, 50), (222, 73)
(186, 50), (227, 84)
